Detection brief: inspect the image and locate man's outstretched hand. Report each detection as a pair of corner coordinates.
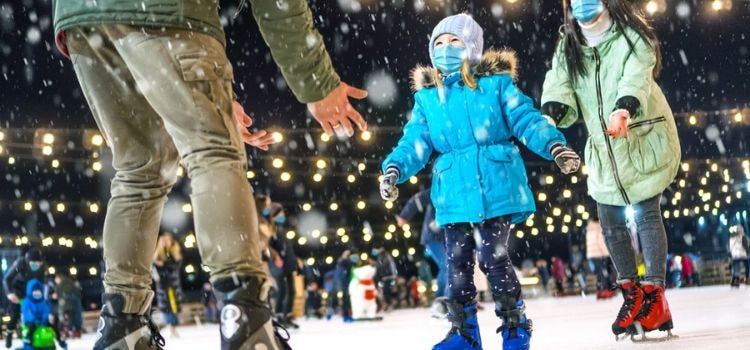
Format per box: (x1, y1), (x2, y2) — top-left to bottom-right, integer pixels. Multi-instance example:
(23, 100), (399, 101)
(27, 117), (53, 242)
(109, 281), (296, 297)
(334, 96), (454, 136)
(233, 101), (278, 151)
(307, 82), (368, 137)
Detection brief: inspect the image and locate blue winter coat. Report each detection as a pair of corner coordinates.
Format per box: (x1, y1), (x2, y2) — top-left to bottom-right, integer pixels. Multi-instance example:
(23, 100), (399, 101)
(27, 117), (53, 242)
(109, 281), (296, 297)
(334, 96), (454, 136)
(382, 50), (567, 226)
(21, 279), (50, 326)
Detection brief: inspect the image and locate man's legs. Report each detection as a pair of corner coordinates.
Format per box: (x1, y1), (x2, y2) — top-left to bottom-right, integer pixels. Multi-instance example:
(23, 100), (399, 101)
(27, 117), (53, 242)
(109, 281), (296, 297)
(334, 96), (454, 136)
(67, 26), (179, 315)
(104, 25), (266, 283)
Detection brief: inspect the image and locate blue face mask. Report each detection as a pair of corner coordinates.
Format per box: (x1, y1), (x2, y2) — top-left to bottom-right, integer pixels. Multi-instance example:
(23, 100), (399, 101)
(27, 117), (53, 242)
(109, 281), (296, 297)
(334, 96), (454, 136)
(571, 0), (603, 23)
(262, 207), (271, 218)
(29, 262), (41, 272)
(350, 255), (360, 264)
(32, 290), (43, 300)
(274, 215), (286, 225)
(432, 44), (466, 75)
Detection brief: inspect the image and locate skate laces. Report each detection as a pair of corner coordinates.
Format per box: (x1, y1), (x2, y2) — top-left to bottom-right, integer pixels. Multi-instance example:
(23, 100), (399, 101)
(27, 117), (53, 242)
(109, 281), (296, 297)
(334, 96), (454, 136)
(272, 320), (292, 350)
(615, 287), (639, 324)
(637, 288), (660, 320)
(144, 314), (166, 349)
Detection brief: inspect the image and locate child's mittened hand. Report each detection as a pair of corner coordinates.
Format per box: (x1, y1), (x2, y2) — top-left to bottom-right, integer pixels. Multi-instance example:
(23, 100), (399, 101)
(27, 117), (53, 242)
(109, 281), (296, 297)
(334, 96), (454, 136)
(552, 144), (581, 175)
(606, 109), (630, 138)
(380, 168), (400, 201)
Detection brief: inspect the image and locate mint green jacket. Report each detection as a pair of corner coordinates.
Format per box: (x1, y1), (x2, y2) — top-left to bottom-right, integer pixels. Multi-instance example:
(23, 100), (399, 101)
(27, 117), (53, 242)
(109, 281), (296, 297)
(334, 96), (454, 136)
(542, 26), (681, 206)
(53, 0), (340, 103)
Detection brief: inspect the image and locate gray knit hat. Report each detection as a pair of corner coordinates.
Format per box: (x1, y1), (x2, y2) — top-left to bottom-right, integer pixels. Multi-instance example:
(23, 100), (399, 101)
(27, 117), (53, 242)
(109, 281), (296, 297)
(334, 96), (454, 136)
(429, 14), (484, 66)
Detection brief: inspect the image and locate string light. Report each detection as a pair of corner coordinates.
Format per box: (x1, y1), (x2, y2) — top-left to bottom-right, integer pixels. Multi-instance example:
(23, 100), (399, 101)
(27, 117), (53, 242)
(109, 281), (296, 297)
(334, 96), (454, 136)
(23, 201), (33, 211)
(42, 133), (54, 145)
(182, 203), (192, 213)
(361, 130), (372, 142)
(357, 200), (366, 210)
(538, 193), (547, 201)
(329, 202), (339, 211)
(246, 170), (255, 179)
(92, 161), (102, 172)
(358, 163), (367, 171)
(280, 172), (291, 182)
(385, 201), (394, 210)
(347, 174), (356, 183)
(272, 158), (284, 168)
(91, 134), (104, 146)
(286, 231), (296, 239)
(271, 132), (283, 143)
(89, 203), (99, 213)
(316, 159), (327, 169)
(302, 203), (312, 211)
(56, 203), (66, 213)
(320, 133), (331, 142)
(42, 145), (53, 156)
(313, 173), (323, 182)
(51, 159), (60, 168)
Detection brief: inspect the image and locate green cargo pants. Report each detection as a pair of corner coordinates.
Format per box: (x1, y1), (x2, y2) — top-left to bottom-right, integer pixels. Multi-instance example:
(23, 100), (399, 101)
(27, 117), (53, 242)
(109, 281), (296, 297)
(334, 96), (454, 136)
(66, 25), (266, 314)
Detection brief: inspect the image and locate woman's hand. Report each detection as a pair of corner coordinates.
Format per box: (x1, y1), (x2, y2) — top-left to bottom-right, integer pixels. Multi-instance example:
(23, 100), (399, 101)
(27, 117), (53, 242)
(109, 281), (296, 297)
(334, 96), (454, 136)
(606, 109), (630, 138)
(232, 101), (278, 151)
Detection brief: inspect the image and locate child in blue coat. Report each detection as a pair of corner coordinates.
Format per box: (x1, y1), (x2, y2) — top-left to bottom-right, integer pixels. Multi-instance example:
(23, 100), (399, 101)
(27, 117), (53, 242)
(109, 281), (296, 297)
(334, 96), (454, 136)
(21, 278), (54, 350)
(380, 14), (581, 350)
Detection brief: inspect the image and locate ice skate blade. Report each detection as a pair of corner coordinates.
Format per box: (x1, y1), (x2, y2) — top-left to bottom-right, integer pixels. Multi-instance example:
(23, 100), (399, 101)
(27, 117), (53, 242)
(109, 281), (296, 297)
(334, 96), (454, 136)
(630, 330), (678, 343)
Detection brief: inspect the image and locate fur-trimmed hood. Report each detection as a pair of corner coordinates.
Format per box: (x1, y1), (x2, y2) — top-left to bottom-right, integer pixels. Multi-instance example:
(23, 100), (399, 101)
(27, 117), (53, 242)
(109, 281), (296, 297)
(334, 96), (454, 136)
(410, 49), (518, 91)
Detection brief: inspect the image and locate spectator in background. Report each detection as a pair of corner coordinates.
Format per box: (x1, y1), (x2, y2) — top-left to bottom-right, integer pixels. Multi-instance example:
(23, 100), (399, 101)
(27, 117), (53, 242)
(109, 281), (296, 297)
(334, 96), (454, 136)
(729, 225), (750, 287)
(396, 190), (448, 315)
(202, 282), (218, 324)
(668, 255), (683, 288)
(52, 273), (83, 339)
(21, 279), (64, 350)
(680, 253), (694, 287)
(551, 256), (566, 296)
(304, 282), (323, 319)
(3, 249), (46, 348)
(264, 199), (300, 330)
(153, 232), (183, 338)
(569, 246), (586, 294)
(415, 257), (434, 302)
(535, 259), (551, 293)
(372, 247), (398, 312)
(586, 219), (615, 299)
(330, 250), (355, 322)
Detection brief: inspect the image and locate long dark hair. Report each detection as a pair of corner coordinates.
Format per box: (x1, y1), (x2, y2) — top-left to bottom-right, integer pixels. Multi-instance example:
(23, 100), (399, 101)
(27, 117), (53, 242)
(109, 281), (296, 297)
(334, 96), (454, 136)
(560, 0), (661, 85)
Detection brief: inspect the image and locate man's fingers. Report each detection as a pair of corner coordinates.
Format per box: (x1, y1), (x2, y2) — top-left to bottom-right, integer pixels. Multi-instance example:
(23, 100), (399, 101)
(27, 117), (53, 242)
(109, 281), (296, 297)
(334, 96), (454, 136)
(346, 104), (367, 131)
(337, 117), (354, 137)
(345, 84), (368, 99)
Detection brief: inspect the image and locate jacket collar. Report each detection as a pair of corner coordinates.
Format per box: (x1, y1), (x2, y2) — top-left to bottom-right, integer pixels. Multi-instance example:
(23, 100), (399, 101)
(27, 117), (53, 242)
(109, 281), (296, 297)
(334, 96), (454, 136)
(410, 49), (518, 91)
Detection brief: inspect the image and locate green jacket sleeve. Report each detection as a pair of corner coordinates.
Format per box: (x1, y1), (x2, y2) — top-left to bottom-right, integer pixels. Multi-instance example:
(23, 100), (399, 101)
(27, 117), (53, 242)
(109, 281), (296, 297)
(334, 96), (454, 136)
(541, 41), (579, 128)
(250, 0), (341, 103)
(616, 31), (656, 117)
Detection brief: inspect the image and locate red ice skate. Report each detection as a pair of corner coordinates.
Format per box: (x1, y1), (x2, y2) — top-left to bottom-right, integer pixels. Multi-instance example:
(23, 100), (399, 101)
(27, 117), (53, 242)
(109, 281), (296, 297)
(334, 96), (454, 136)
(611, 281), (643, 339)
(629, 284), (675, 341)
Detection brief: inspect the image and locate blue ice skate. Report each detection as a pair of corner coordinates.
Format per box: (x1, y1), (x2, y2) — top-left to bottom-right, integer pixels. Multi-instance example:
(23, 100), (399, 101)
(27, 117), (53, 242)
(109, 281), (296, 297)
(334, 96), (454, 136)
(432, 300), (482, 350)
(495, 297), (532, 350)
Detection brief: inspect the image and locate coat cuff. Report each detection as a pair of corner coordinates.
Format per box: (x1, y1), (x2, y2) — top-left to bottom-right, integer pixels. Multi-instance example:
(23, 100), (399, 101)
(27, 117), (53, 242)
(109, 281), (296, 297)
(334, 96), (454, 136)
(614, 96), (641, 119)
(541, 102), (570, 125)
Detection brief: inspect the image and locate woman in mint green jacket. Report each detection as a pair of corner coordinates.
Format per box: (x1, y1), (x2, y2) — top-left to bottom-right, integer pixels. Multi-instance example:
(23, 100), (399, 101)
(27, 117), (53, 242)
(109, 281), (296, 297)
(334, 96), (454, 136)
(542, 0), (680, 341)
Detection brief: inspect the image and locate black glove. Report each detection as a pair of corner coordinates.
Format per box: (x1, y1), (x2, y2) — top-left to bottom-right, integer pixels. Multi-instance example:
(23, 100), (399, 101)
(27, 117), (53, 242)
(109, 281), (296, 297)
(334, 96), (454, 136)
(379, 167), (400, 201)
(551, 143), (581, 174)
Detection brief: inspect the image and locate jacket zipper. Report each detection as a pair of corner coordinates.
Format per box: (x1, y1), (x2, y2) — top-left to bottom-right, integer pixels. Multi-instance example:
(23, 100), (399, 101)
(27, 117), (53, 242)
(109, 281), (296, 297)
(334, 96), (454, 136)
(462, 86), (487, 220)
(628, 116), (666, 129)
(594, 48), (631, 205)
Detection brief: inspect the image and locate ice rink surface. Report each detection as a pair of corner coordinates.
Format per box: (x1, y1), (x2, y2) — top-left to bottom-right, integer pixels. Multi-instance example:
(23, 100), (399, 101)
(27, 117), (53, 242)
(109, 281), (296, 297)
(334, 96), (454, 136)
(59, 285), (748, 350)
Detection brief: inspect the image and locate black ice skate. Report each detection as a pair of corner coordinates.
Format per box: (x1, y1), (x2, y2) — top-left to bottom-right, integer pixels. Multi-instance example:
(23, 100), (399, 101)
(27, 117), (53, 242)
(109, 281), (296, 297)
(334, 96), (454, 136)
(730, 276), (740, 288)
(93, 293), (165, 350)
(215, 276), (291, 350)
